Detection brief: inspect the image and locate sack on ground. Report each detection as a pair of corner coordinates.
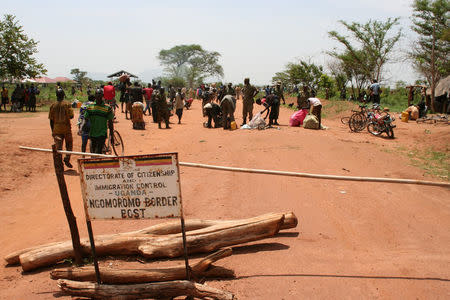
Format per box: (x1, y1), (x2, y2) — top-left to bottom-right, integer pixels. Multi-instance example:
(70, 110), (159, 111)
(303, 114), (319, 129)
(248, 112), (265, 129)
(289, 109), (308, 127)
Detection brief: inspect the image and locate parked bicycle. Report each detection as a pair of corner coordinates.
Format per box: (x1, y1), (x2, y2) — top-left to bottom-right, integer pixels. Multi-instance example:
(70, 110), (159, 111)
(347, 105), (368, 132)
(103, 129), (124, 156)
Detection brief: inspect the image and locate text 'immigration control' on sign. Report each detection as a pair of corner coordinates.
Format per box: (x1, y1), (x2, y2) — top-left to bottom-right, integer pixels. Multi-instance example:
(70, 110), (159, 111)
(78, 153), (182, 220)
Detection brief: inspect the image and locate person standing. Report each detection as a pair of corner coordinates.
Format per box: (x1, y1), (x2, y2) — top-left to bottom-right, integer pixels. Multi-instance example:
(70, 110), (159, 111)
(119, 78), (131, 113)
(235, 85), (241, 100)
(103, 81), (116, 113)
(143, 83), (154, 116)
(241, 78), (258, 125)
(48, 83), (74, 168)
(369, 79), (382, 104)
(274, 82), (285, 105)
(201, 86), (211, 117)
(155, 87), (170, 129)
(307, 95), (322, 129)
(126, 81), (142, 120)
(225, 83), (235, 96)
(1, 85), (8, 111)
(174, 88), (184, 124)
(28, 84), (39, 112)
(84, 89), (114, 154)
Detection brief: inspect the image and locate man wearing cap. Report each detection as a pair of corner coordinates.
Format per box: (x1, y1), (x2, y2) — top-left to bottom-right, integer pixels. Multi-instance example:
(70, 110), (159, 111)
(84, 89), (114, 154)
(241, 78), (258, 125)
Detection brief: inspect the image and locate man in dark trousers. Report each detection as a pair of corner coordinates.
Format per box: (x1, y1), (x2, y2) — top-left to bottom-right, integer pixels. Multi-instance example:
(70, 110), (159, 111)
(155, 87), (170, 129)
(126, 82), (143, 120)
(241, 78), (258, 125)
(204, 102), (221, 128)
(84, 89), (114, 154)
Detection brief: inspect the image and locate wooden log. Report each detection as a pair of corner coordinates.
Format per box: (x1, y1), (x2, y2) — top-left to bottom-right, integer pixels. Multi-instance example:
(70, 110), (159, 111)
(57, 279), (235, 300)
(50, 248), (233, 283)
(6, 212), (296, 265)
(138, 215), (284, 258)
(19, 215), (284, 271)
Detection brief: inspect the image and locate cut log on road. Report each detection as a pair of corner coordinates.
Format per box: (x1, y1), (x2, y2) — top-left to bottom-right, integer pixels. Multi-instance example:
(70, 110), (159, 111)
(6, 212), (297, 271)
(58, 279), (235, 300)
(51, 248), (234, 283)
(20, 215), (283, 271)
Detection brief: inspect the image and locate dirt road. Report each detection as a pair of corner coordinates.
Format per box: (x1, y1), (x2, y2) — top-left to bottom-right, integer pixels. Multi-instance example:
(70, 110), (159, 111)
(0, 99), (449, 299)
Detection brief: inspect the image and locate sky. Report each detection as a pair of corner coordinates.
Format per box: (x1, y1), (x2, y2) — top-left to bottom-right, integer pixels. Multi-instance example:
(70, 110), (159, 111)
(3, 0), (419, 86)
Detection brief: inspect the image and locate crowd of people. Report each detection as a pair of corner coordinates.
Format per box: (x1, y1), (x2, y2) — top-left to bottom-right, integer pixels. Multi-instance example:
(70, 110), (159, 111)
(1, 83), (40, 112)
(44, 76), (327, 169)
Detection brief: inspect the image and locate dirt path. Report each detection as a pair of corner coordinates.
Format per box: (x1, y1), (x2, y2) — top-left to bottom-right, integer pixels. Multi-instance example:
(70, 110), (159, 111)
(0, 99), (449, 299)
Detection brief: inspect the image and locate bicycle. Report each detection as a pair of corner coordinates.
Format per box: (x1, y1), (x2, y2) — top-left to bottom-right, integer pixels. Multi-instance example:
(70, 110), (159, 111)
(348, 105), (368, 132)
(103, 129), (124, 156)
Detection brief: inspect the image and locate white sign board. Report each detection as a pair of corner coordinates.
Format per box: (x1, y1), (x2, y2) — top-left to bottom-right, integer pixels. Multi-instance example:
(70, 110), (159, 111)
(78, 153), (182, 220)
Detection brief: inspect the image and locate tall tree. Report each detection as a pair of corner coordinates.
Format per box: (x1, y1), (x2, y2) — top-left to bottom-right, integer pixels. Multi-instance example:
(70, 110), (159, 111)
(328, 18), (402, 82)
(272, 60), (324, 93)
(0, 14), (47, 81)
(410, 0), (449, 109)
(70, 68), (88, 84)
(157, 44), (223, 87)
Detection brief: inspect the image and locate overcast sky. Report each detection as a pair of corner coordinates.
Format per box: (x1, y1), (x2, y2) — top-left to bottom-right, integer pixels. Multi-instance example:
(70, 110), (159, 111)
(4, 0), (418, 85)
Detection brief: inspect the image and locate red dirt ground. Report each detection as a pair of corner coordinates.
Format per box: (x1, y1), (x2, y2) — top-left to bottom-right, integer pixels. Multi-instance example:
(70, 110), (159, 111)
(0, 98), (449, 299)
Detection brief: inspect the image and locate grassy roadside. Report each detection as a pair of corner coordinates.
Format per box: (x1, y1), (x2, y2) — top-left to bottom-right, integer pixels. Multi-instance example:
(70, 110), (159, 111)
(385, 146), (449, 180)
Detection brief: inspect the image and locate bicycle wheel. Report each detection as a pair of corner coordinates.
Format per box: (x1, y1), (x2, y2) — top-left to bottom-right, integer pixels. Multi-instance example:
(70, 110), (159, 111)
(341, 116), (350, 124)
(367, 122), (382, 136)
(112, 130), (124, 156)
(349, 113), (366, 132)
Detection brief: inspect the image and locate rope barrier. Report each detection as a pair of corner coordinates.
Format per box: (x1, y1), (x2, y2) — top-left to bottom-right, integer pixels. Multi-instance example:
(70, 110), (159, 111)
(19, 146), (450, 188)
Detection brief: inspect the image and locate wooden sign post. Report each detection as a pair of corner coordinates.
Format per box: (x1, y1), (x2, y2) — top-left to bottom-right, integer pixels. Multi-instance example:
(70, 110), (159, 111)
(78, 153), (189, 284)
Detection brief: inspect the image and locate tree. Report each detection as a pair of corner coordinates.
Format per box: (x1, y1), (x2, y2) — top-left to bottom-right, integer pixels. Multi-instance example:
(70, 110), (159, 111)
(70, 68), (88, 84)
(0, 14), (46, 81)
(328, 18), (402, 82)
(272, 60), (324, 94)
(410, 0), (449, 110)
(157, 44), (223, 87)
(327, 59), (349, 100)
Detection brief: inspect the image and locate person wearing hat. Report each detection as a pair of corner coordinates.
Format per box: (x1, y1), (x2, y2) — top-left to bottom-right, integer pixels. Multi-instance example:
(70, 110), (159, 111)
(241, 78), (258, 125)
(84, 88), (114, 154)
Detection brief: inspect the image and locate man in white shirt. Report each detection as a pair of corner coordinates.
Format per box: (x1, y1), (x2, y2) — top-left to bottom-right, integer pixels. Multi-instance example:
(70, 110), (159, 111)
(308, 96), (322, 129)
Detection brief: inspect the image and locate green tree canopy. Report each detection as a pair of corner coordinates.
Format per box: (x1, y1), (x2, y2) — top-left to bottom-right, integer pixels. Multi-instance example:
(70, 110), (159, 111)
(328, 18), (402, 82)
(272, 60), (325, 93)
(410, 0), (449, 99)
(157, 44), (223, 87)
(70, 68), (88, 84)
(0, 14), (46, 81)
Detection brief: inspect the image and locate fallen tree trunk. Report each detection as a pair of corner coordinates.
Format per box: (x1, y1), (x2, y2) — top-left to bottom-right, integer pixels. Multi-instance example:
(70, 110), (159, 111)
(58, 279), (235, 300)
(19, 214), (285, 271)
(51, 248), (234, 283)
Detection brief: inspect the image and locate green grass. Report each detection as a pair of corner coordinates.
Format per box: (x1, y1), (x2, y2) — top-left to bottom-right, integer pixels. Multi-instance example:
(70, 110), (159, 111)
(395, 146), (449, 180)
